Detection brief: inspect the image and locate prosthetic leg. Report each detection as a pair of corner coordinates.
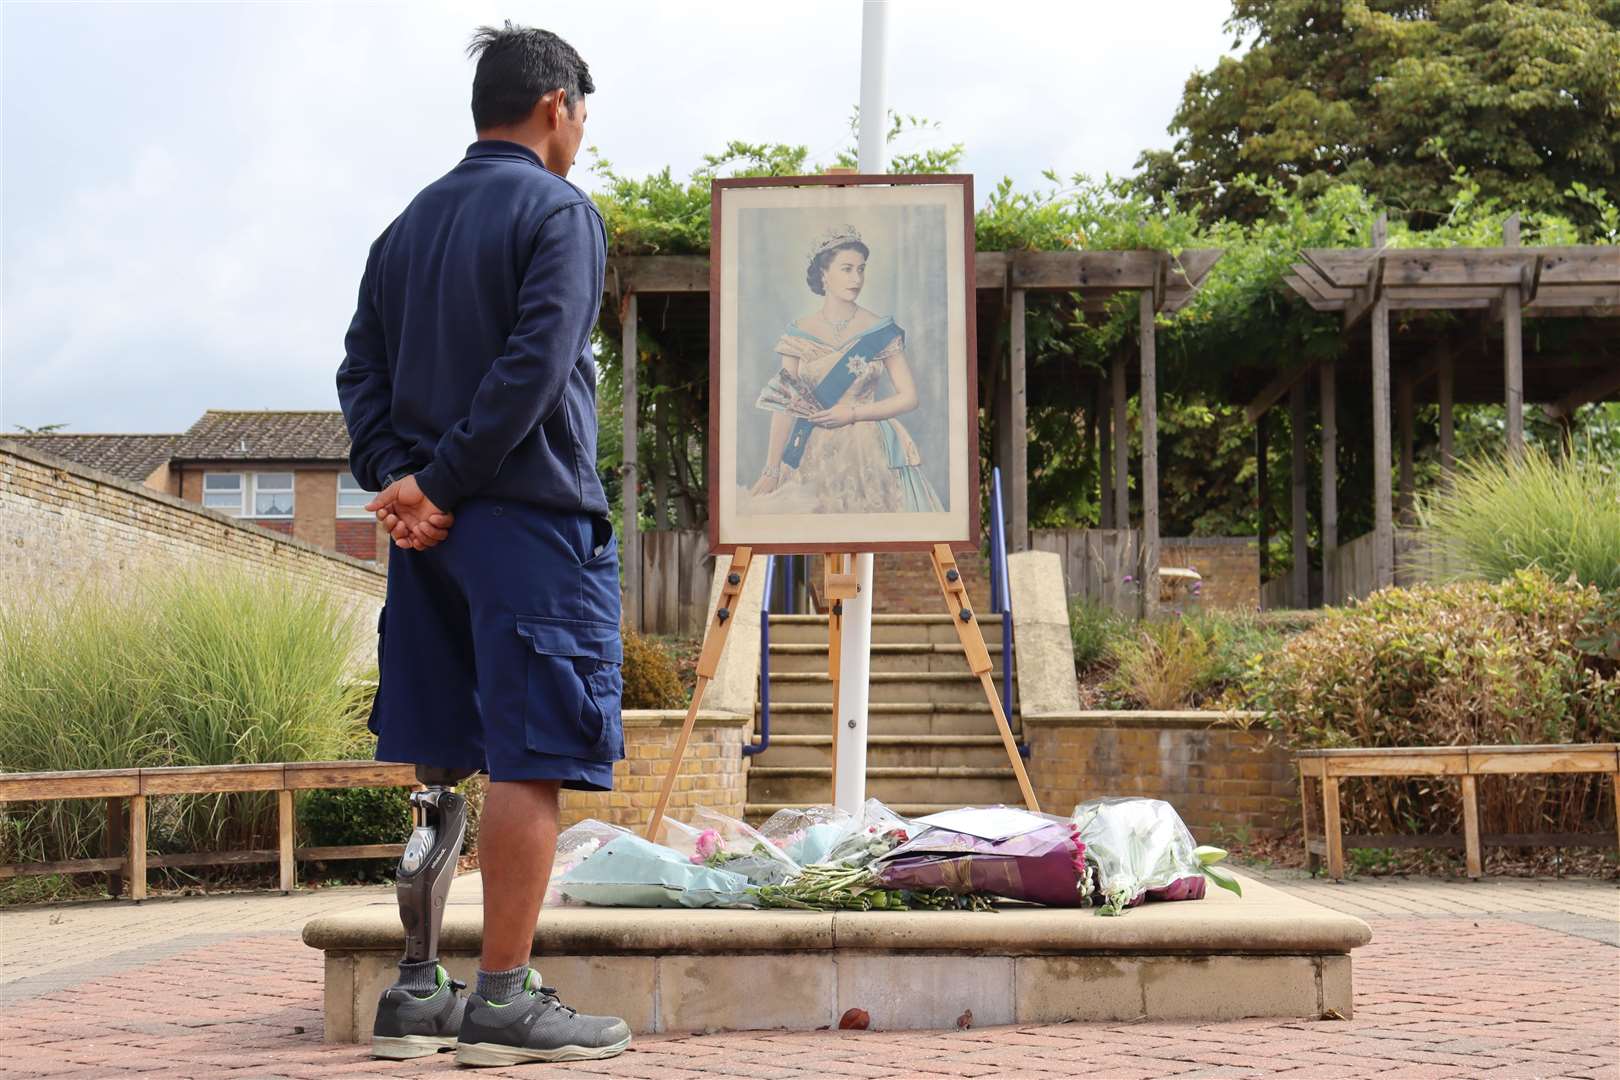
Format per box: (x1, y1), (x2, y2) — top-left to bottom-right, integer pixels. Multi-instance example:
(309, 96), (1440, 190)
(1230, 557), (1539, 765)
(397, 766), (476, 968)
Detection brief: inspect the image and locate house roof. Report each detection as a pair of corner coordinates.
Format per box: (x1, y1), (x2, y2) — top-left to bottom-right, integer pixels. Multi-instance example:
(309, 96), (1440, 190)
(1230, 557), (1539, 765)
(7, 433), (178, 483)
(170, 410), (351, 463)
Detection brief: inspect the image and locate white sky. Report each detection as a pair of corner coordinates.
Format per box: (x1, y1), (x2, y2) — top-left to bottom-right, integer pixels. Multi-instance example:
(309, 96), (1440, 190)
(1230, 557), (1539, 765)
(0, 1), (1236, 434)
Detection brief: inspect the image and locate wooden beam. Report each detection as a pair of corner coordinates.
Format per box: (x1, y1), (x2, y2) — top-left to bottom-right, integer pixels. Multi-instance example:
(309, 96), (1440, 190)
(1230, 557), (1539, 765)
(1544, 364), (1620, 420)
(1139, 291), (1160, 618)
(1439, 351), (1455, 482)
(1112, 351), (1128, 529)
(1397, 367), (1415, 524)
(1504, 216), (1525, 460)
(1291, 262), (1355, 301)
(1304, 246), (1620, 290)
(1290, 380), (1309, 610)
(1244, 364), (1313, 424)
(1257, 411), (1271, 583)
(622, 293), (642, 631)
(1320, 360), (1338, 606)
(1098, 379), (1114, 529)
(1371, 216), (1396, 592)
(607, 255), (710, 294)
(1010, 288), (1028, 552)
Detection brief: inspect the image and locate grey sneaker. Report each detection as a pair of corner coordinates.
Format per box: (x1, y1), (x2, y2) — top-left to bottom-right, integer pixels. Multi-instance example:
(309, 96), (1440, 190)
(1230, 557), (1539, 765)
(454, 970), (631, 1067)
(371, 966), (466, 1060)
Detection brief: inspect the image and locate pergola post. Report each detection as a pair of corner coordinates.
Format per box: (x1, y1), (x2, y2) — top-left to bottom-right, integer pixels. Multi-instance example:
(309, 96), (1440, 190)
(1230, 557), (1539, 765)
(1097, 379), (1114, 529)
(1319, 359), (1338, 606)
(1138, 290), (1159, 618)
(1111, 351), (1128, 529)
(1397, 367), (1415, 524)
(1370, 214), (1395, 591)
(1009, 288), (1028, 551)
(622, 292), (641, 631)
(1290, 380), (1309, 609)
(1503, 214), (1525, 460)
(1438, 349), (1455, 483)
(1257, 412), (1270, 585)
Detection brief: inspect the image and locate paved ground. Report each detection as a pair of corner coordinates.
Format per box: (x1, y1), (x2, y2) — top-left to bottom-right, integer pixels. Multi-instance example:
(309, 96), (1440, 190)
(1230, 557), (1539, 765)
(1, 870), (1615, 1079)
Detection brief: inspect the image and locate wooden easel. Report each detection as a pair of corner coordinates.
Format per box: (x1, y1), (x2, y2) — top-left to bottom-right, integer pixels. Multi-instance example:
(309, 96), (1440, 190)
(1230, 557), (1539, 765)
(644, 544), (1039, 843)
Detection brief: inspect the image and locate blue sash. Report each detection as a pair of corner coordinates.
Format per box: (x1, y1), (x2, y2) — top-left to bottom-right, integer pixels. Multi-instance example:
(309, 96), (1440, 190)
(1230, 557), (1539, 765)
(780, 321), (904, 469)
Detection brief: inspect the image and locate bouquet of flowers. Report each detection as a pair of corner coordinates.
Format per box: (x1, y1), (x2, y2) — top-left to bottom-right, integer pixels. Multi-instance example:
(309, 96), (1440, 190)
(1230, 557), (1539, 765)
(661, 807), (801, 887)
(818, 799), (915, 868)
(755, 805), (855, 866)
(873, 819), (1089, 907)
(545, 819), (632, 906)
(1071, 797), (1241, 916)
(754, 368), (826, 418)
(556, 833), (754, 909)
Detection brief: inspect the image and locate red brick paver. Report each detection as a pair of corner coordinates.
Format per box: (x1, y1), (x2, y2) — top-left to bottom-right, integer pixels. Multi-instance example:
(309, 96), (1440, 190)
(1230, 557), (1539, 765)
(2, 914), (1616, 1079)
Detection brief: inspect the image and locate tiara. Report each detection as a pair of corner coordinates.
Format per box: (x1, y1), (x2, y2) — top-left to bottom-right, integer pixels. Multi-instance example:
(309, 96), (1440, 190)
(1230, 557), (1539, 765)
(807, 225), (863, 263)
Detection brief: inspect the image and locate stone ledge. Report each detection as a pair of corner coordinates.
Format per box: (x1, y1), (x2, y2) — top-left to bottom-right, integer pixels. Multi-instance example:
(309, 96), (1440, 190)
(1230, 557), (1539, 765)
(1023, 709), (1265, 730)
(306, 871), (1368, 1038)
(620, 710), (751, 729)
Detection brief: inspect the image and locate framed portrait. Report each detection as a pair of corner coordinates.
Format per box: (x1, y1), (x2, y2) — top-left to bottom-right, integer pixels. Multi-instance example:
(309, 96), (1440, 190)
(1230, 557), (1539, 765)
(708, 174), (978, 555)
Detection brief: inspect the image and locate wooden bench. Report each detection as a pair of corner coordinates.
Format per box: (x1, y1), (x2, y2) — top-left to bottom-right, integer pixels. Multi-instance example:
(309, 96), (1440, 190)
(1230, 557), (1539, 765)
(1296, 744), (1620, 880)
(0, 761), (420, 901)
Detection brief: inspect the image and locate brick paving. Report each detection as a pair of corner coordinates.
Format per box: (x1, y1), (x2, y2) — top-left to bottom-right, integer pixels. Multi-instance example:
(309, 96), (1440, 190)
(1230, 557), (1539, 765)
(1, 875), (1615, 1079)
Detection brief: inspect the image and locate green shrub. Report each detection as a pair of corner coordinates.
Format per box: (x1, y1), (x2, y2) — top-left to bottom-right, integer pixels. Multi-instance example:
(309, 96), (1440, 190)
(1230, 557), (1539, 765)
(1106, 619), (1218, 709)
(621, 625), (685, 709)
(300, 785), (411, 882)
(1249, 570), (1620, 839)
(1418, 447), (1620, 591)
(1069, 599), (1128, 672)
(0, 566), (370, 881)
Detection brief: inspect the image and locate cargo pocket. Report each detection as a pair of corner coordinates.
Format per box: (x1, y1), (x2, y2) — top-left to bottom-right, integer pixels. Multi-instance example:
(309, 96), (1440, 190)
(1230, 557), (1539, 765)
(367, 606), (386, 736)
(515, 616), (624, 761)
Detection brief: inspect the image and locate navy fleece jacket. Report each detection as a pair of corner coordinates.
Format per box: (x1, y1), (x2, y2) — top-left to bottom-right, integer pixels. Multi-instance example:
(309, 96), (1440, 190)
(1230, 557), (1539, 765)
(336, 140), (608, 515)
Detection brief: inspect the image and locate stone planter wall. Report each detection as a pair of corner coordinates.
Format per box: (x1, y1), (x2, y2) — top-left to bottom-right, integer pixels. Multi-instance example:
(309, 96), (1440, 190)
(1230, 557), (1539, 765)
(558, 711), (752, 830)
(1024, 711), (1294, 840)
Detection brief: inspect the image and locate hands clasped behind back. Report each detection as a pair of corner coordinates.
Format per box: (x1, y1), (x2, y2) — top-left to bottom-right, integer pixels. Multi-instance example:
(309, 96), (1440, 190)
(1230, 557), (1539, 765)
(368, 475), (456, 551)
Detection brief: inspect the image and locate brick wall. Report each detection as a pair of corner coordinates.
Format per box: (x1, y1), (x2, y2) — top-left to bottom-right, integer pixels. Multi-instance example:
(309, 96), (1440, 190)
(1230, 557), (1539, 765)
(335, 519), (379, 562)
(1025, 712), (1295, 840)
(174, 463), (388, 564)
(558, 713), (751, 829)
(1, 442), (386, 629)
(1158, 537), (1261, 611)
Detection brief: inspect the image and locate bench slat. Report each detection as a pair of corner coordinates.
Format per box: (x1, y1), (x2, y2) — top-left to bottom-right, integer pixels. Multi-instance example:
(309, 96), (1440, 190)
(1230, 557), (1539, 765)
(0, 770), (141, 801)
(141, 764), (286, 795)
(1468, 748), (1620, 774)
(0, 856), (128, 879)
(1320, 752), (1469, 776)
(283, 762), (419, 790)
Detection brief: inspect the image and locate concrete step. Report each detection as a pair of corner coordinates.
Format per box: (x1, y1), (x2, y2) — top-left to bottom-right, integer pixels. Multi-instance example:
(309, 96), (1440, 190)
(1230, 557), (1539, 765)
(763, 701), (1021, 737)
(767, 642), (1005, 675)
(747, 766), (1026, 807)
(755, 734), (1016, 769)
(768, 613), (1004, 647)
(763, 671), (1000, 706)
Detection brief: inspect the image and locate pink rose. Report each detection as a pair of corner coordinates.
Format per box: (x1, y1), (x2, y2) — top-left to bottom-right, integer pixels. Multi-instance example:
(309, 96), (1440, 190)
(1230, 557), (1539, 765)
(693, 828), (722, 862)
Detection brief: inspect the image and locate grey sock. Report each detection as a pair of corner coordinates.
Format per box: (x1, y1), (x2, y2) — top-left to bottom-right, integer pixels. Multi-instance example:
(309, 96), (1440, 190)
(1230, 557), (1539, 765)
(396, 959), (439, 997)
(476, 964), (529, 1003)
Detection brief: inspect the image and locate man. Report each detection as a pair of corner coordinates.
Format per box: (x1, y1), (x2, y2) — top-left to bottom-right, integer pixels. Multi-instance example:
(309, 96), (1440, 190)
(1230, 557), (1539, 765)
(335, 22), (629, 1067)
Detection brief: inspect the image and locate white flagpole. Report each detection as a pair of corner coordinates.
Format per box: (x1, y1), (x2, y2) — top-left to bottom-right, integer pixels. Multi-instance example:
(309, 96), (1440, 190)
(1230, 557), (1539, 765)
(833, 0), (888, 815)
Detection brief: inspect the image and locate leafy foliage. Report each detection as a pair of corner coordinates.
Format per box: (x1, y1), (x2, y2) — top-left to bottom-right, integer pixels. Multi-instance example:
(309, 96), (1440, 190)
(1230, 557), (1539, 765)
(621, 625), (687, 710)
(1139, 0), (1620, 231)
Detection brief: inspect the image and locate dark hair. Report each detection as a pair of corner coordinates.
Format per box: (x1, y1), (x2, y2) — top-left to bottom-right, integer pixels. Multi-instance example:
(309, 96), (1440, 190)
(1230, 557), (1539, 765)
(806, 241), (870, 295)
(467, 22), (594, 130)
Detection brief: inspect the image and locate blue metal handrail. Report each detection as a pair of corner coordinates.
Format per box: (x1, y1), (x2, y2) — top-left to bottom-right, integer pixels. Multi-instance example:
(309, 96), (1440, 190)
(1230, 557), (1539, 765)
(743, 554), (776, 757)
(989, 467), (1016, 726)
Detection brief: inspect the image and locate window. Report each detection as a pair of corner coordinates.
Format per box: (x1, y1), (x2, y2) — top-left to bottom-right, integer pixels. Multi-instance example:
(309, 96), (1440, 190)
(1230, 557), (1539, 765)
(203, 473), (245, 515)
(337, 472), (375, 518)
(252, 472), (295, 518)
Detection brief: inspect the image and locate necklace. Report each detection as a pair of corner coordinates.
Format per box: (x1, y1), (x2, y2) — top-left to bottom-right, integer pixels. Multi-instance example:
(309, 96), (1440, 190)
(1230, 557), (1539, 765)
(822, 310), (855, 336)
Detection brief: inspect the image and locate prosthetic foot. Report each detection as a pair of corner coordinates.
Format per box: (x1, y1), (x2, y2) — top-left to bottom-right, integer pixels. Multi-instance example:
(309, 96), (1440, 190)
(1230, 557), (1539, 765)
(372, 766), (475, 1060)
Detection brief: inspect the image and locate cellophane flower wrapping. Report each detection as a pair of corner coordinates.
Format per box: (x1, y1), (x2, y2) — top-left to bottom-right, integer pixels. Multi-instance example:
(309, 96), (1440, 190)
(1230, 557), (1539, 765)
(755, 805), (856, 866)
(1071, 797), (1207, 913)
(659, 806), (801, 887)
(819, 799), (917, 868)
(556, 832), (754, 908)
(872, 820), (1087, 906)
(545, 819), (631, 906)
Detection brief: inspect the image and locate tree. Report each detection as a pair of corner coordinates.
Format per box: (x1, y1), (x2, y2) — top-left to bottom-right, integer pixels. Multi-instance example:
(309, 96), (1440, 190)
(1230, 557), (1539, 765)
(1138, 1), (1620, 232)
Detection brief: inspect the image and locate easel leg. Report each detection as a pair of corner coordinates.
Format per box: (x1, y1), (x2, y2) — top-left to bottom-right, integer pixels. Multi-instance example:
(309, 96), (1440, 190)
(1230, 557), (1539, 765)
(928, 544), (1040, 813)
(645, 547), (753, 843)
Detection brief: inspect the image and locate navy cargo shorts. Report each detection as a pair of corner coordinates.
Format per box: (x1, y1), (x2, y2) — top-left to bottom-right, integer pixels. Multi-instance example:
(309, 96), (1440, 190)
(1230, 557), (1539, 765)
(369, 498), (623, 790)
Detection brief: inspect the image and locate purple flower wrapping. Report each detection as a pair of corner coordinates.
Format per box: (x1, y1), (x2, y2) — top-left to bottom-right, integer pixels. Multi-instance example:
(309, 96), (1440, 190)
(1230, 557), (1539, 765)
(872, 822), (1086, 907)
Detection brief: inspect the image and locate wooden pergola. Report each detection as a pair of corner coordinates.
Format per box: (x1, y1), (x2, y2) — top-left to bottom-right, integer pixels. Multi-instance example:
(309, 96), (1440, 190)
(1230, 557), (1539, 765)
(604, 248), (1222, 623)
(1248, 216), (1620, 606)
